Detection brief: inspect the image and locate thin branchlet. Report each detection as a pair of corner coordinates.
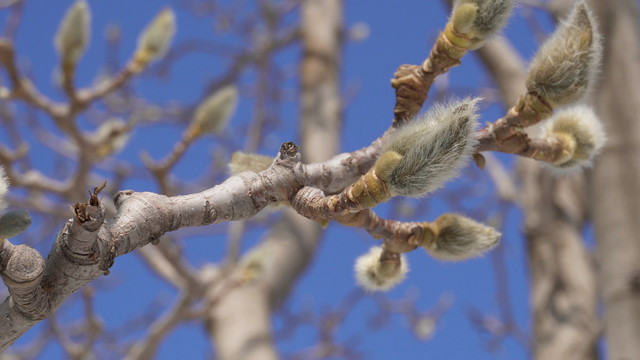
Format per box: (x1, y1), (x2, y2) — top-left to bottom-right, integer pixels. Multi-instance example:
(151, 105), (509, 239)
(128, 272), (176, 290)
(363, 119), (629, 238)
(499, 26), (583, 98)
(541, 105), (605, 174)
(526, 0), (602, 107)
(382, 98), (480, 197)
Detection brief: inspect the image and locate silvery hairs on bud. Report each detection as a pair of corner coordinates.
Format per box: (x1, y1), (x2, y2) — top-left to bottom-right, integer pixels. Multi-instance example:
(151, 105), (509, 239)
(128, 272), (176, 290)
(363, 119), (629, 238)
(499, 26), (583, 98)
(454, 0), (513, 38)
(354, 247), (408, 292)
(425, 213), (501, 261)
(0, 166), (7, 209)
(382, 98), (480, 197)
(542, 105), (605, 174)
(526, 0), (602, 107)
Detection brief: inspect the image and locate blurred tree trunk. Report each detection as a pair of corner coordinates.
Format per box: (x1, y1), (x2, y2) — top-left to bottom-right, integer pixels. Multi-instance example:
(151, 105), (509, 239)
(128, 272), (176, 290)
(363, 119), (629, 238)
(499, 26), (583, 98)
(207, 0), (343, 359)
(478, 34), (598, 359)
(589, 1), (640, 359)
(520, 164), (598, 360)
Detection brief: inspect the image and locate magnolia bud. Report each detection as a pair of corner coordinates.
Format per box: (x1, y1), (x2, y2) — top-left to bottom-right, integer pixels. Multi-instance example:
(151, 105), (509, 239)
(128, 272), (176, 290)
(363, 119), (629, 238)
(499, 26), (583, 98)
(228, 152), (273, 175)
(526, 0), (602, 107)
(92, 119), (130, 158)
(0, 209), (32, 239)
(0, 166), (7, 210)
(135, 8), (176, 65)
(422, 213), (500, 261)
(354, 246), (408, 292)
(450, 0), (513, 48)
(542, 105), (605, 173)
(54, 0), (91, 67)
(188, 85), (239, 139)
(382, 98), (480, 197)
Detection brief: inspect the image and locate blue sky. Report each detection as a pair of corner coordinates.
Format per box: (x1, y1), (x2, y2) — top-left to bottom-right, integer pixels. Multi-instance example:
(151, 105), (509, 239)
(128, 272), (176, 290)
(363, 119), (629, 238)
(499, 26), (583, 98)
(2, 0), (560, 359)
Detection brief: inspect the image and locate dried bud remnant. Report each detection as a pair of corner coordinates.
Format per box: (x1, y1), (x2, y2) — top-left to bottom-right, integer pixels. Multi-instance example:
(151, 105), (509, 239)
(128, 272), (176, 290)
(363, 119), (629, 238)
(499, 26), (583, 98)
(354, 247), (408, 292)
(526, 1), (602, 107)
(542, 105), (605, 173)
(423, 213), (500, 261)
(382, 98), (480, 197)
(54, 0), (91, 66)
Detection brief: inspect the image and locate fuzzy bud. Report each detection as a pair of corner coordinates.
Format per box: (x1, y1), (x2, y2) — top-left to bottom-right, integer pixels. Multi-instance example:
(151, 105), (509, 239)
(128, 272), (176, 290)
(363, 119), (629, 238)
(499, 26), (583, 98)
(526, 1), (602, 107)
(135, 8), (176, 65)
(0, 166), (7, 210)
(229, 152), (273, 175)
(451, 0), (513, 48)
(382, 98), (480, 197)
(0, 209), (32, 239)
(92, 119), (130, 158)
(187, 85), (239, 139)
(423, 213), (500, 261)
(542, 105), (605, 173)
(54, 0), (91, 67)
(354, 247), (408, 292)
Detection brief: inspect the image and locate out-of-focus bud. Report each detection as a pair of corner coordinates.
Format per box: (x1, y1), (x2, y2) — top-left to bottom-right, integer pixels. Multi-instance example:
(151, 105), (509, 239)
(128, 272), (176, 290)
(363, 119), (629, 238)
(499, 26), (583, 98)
(348, 22), (370, 42)
(422, 213), (500, 261)
(541, 105), (605, 173)
(0, 209), (32, 239)
(381, 98), (480, 197)
(228, 152), (273, 175)
(187, 85), (239, 140)
(354, 246), (408, 292)
(92, 119), (131, 158)
(526, 0), (602, 107)
(54, 0), (91, 67)
(449, 0), (513, 49)
(134, 8), (176, 66)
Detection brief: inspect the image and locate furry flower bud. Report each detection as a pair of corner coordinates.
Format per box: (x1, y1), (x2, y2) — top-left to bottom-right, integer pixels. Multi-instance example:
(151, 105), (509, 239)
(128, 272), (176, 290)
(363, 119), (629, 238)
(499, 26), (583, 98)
(187, 85), (239, 139)
(135, 8), (176, 65)
(0, 166), (7, 210)
(381, 98), (480, 197)
(0, 209), (32, 239)
(229, 152), (273, 175)
(526, 0), (602, 107)
(422, 213), (500, 261)
(54, 0), (91, 67)
(542, 105), (605, 173)
(450, 0), (513, 48)
(354, 247), (408, 292)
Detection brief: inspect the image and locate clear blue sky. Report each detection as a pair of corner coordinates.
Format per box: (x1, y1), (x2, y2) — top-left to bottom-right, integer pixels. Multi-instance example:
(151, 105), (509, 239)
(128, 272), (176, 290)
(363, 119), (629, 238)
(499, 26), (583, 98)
(3, 1), (557, 359)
